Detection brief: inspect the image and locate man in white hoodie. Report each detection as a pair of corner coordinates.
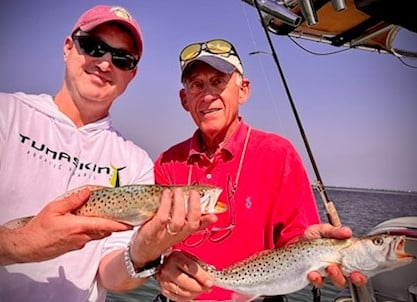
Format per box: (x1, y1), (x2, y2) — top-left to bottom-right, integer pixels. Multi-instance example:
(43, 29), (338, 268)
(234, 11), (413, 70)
(0, 5), (216, 302)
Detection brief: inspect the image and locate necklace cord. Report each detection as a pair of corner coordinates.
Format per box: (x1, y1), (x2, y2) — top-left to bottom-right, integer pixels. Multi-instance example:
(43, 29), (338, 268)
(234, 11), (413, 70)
(187, 127), (251, 188)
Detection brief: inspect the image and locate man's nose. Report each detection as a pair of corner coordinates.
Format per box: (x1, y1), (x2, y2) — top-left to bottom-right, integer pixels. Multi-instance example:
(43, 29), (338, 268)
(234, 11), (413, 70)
(96, 52), (113, 70)
(201, 84), (220, 96)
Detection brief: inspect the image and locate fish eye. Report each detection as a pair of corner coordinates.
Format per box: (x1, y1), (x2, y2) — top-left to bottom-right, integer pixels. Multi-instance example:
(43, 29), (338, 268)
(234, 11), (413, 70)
(372, 237), (384, 245)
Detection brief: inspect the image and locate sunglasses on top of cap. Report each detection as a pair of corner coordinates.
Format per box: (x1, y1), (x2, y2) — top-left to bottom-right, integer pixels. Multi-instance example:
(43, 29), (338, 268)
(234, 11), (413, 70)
(180, 39), (240, 63)
(71, 32), (139, 71)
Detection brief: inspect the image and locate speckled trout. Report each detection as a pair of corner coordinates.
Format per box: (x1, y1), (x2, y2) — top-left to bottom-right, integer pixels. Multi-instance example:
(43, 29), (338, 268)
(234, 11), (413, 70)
(197, 234), (415, 300)
(4, 184), (225, 229)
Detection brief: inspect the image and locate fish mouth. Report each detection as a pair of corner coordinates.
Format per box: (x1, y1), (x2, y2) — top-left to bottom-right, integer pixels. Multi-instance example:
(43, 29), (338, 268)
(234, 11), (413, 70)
(212, 201), (228, 213)
(394, 236), (415, 260)
(201, 200), (228, 214)
(200, 188), (228, 214)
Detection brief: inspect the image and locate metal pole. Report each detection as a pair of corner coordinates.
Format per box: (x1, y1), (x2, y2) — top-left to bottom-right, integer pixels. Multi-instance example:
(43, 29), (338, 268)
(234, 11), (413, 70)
(249, 1), (371, 301)
(250, 0), (341, 226)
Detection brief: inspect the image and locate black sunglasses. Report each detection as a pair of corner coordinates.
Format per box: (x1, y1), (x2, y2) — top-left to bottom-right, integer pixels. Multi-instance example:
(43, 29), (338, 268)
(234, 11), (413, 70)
(72, 34), (139, 71)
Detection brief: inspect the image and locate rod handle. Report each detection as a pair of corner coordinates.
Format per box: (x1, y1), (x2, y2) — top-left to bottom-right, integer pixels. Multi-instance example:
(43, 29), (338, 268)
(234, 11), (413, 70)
(325, 201), (342, 227)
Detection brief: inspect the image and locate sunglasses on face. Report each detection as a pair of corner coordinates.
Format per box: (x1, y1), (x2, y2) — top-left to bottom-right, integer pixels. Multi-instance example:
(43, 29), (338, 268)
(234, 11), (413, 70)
(72, 34), (139, 71)
(180, 39), (240, 63)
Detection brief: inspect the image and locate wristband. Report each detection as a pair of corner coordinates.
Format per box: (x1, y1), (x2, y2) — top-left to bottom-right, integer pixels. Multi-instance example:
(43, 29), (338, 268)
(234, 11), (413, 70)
(124, 242), (163, 279)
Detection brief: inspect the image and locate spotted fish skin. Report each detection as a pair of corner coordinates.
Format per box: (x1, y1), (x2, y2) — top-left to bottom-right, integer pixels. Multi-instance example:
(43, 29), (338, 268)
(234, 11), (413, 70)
(198, 235), (415, 298)
(3, 184), (225, 228)
(73, 184), (224, 225)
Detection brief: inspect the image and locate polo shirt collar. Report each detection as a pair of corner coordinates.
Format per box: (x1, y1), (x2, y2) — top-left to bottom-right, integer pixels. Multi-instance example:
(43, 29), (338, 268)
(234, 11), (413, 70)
(187, 118), (250, 163)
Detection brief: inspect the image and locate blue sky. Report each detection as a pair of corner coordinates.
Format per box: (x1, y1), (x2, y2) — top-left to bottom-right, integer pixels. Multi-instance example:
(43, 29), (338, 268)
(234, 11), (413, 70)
(1, 1), (416, 191)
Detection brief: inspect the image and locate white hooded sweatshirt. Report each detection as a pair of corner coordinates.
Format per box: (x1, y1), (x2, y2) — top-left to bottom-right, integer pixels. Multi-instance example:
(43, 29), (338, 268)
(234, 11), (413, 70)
(0, 92), (154, 302)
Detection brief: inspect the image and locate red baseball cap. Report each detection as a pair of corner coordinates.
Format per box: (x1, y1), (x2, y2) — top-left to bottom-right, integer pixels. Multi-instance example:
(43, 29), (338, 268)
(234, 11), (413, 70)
(72, 5), (143, 56)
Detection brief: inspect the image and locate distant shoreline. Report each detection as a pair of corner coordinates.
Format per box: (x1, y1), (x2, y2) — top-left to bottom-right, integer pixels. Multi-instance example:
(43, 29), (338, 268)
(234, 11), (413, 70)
(312, 185), (417, 195)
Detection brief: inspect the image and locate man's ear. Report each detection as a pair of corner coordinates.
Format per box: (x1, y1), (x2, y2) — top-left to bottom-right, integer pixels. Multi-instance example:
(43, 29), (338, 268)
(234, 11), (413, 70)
(63, 36), (73, 62)
(238, 78), (251, 105)
(179, 88), (190, 111)
(130, 66), (138, 78)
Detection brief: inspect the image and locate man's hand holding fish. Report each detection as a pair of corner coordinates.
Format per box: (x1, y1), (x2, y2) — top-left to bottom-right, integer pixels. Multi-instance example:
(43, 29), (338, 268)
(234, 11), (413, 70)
(304, 224), (368, 289)
(0, 188), (131, 265)
(2, 184), (221, 292)
(98, 187), (219, 292)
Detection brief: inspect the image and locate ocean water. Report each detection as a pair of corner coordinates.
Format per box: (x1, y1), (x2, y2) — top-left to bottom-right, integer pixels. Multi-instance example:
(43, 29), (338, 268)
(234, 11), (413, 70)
(106, 188), (417, 302)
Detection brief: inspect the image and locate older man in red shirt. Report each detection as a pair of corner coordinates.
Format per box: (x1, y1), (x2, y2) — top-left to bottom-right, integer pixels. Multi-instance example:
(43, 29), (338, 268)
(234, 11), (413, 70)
(154, 39), (366, 301)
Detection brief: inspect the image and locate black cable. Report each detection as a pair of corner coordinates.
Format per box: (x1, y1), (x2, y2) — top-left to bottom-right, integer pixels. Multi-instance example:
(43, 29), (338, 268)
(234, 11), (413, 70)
(396, 55), (417, 68)
(288, 35), (352, 55)
(288, 35), (417, 68)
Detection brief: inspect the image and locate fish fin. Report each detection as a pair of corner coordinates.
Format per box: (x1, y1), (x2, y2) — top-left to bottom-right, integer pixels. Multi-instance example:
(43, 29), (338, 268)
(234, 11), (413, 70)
(311, 260), (344, 278)
(307, 262), (330, 279)
(3, 216), (35, 229)
(56, 184), (107, 199)
(115, 220), (136, 227)
(117, 214), (153, 227)
(230, 292), (260, 302)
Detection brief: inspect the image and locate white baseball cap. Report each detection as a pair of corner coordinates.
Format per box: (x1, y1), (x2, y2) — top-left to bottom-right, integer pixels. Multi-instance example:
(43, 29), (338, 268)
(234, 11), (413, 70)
(180, 39), (243, 81)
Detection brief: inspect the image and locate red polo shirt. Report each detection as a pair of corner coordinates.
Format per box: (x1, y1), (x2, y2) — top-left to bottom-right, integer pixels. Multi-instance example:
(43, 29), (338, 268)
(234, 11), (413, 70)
(154, 119), (320, 300)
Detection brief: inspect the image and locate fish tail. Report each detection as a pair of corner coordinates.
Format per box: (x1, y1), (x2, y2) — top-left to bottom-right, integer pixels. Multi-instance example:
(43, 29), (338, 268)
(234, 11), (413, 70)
(3, 216), (34, 229)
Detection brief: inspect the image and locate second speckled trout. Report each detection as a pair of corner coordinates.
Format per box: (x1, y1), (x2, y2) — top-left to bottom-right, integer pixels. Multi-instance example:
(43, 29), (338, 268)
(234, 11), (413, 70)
(4, 184), (225, 229)
(197, 234), (415, 300)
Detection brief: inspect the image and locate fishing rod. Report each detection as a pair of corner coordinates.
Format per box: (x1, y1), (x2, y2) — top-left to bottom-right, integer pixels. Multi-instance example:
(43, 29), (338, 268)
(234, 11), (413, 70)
(250, 1), (372, 301)
(250, 0), (341, 228)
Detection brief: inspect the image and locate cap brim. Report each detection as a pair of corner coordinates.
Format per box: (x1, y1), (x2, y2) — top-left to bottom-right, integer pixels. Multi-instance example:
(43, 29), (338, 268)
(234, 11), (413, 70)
(79, 19), (143, 55)
(182, 55), (236, 80)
